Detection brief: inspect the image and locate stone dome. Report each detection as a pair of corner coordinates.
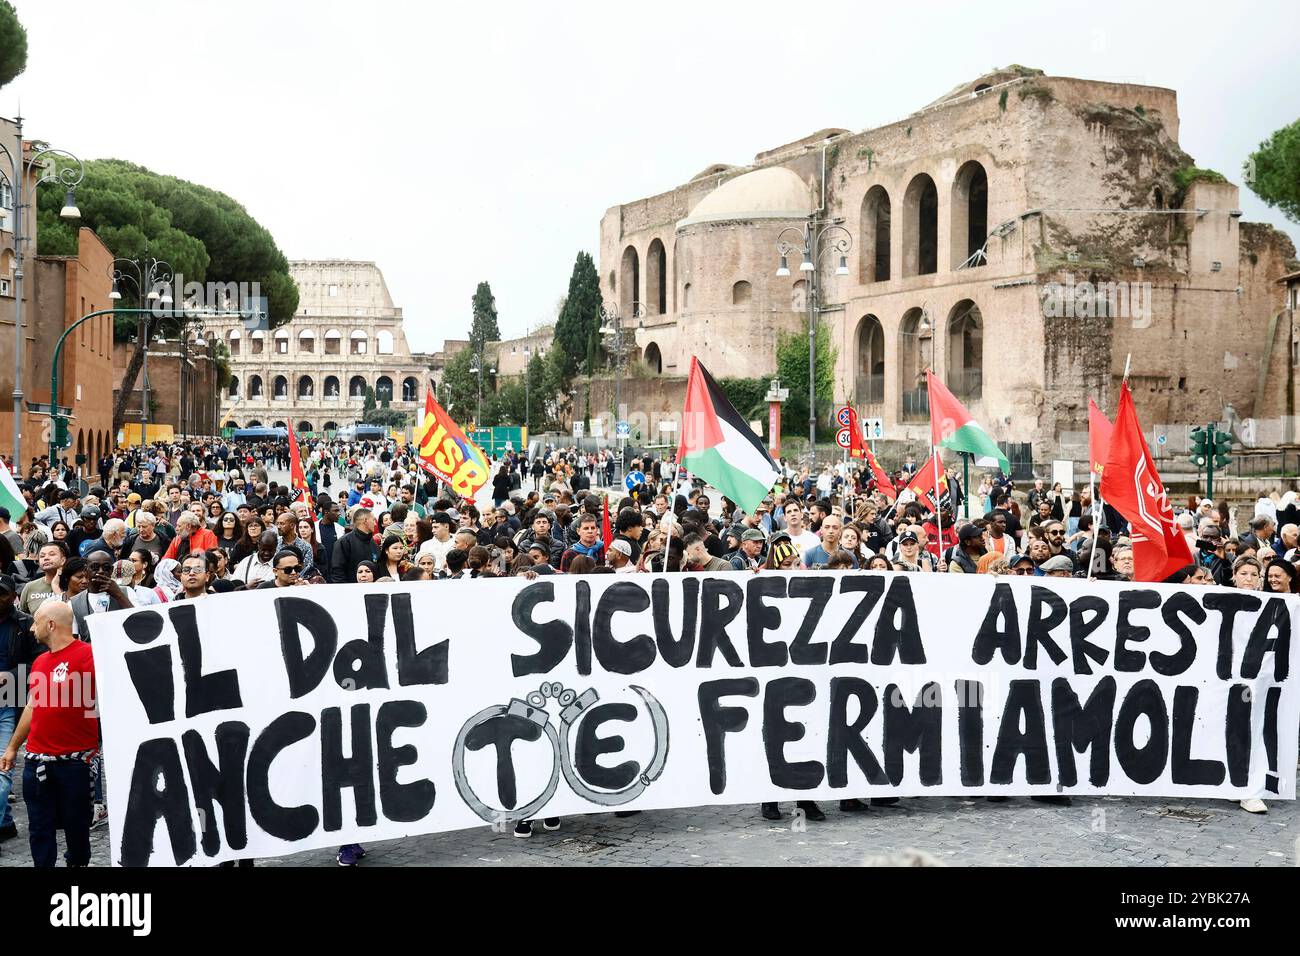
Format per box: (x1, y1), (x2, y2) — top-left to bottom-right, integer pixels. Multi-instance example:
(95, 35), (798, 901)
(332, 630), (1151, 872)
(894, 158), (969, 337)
(677, 166), (813, 230)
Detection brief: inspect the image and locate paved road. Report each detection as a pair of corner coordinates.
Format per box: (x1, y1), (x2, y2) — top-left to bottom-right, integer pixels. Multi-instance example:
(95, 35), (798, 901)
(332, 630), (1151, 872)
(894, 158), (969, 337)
(2, 758), (1294, 867)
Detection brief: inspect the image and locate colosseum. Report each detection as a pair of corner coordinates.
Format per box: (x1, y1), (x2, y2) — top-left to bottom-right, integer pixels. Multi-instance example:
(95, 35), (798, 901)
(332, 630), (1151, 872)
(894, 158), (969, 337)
(213, 260), (431, 435)
(596, 66), (1297, 462)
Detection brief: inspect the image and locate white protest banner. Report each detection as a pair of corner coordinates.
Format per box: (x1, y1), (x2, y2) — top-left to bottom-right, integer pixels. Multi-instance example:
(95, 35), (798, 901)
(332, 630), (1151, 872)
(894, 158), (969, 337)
(89, 572), (1299, 866)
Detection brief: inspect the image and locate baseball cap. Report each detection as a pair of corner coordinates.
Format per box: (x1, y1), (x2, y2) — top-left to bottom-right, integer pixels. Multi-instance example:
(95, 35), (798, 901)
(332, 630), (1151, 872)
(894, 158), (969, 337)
(741, 528), (766, 543)
(80, 505), (100, 519)
(958, 524), (983, 542)
(898, 530), (919, 545)
(1041, 555), (1074, 573)
(1010, 553), (1035, 567)
(609, 539), (633, 558)
(127, 492), (142, 504)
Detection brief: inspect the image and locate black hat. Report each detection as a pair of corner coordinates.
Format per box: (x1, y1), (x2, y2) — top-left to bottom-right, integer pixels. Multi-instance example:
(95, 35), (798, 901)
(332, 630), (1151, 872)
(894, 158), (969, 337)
(958, 523), (983, 542)
(898, 530), (919, 545)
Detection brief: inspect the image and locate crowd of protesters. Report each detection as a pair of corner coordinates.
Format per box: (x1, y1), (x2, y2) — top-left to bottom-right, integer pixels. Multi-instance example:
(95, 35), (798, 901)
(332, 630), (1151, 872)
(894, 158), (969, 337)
(0, 436), (1293, 866)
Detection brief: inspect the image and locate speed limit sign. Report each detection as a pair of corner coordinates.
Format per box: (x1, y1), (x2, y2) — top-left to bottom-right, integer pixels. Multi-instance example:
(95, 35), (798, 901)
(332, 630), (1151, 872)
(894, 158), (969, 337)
(835, 426), (852, 448)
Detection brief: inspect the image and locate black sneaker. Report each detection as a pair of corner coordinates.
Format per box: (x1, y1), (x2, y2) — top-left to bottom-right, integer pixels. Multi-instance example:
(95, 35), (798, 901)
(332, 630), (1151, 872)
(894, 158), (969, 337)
(542, 817), (561, 831)
(760, 802), (781, 820)
(797, 801), (826, 822)
(839, 798), (870, 812)
(513, 820), (533, 838)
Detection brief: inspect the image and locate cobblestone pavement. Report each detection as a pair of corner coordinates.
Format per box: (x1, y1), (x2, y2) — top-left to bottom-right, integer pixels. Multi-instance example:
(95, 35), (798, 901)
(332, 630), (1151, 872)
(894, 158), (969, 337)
(2, 761), (1295, 867)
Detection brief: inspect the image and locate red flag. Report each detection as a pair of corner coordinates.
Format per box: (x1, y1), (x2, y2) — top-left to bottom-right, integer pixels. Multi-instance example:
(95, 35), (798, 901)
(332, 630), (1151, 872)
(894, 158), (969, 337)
(905, 453), (948, 511)
(847, 406), (865, 460)
(864, 448), (897, 501)
(1088, 398), (1114, 476)
(287, 427), (310, 503)
(601, 496), (613, 550)
(1100, 383), (1194, 581)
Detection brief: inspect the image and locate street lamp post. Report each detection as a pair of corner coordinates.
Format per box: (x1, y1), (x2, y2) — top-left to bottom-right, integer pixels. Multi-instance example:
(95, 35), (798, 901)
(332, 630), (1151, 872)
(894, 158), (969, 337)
(775, 220), (851, 465)
(0, 118), (84, 470)
(110, 257), (173, 445)
(600, 301), (645, 458)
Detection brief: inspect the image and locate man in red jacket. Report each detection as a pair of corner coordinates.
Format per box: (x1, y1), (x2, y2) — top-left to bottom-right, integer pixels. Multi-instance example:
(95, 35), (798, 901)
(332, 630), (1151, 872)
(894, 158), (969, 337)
(163, 512), (218, 561)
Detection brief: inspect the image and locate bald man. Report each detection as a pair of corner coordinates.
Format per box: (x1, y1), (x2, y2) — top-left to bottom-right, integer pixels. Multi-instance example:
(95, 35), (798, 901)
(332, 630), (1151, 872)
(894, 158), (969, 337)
(2, 601), (99, 866)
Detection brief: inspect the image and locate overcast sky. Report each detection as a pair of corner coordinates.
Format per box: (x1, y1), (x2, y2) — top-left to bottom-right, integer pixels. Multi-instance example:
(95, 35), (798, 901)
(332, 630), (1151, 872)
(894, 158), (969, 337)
(7, 0), (1298, 353)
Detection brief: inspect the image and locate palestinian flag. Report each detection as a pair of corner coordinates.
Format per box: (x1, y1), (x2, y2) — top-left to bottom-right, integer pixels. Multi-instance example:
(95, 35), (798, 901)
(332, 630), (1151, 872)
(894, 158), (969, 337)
(0, 459), (26, 516)
(926, 370), (1009, 472)
(677, 358), (779, 511)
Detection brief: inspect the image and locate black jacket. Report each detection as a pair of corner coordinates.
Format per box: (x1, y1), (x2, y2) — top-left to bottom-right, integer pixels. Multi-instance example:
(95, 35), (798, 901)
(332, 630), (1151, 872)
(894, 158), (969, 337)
(2, 607), (39, 678)
(330, 528), (378, 583)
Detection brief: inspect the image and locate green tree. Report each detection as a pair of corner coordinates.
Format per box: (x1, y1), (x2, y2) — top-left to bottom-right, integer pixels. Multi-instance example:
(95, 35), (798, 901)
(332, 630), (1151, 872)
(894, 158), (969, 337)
(552, 252), (602, 381)
(439, 349), (479, 424)
(469, 281), (500, 354)
(1247, 120), (1300, 223)
(775, 323), (838, 441)
(484, 379), (527, 427)
(0, 1), (26, 91)
(34, 158), (298, 433)
(359, 386), (410, 429)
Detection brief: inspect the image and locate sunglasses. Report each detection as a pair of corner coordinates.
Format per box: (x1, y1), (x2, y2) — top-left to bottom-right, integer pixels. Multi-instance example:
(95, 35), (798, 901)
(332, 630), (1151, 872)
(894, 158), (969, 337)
(1012, 568), (1031, 575)
(277, 565), (301, 574)
(180, 566), (206, 576)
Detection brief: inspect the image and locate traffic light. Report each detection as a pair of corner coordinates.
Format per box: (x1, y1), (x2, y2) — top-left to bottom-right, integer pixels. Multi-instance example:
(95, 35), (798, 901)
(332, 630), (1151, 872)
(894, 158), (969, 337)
(1189, 426), (1208, 467)
(53, 415), (70, 450)
(1213, 430), (1232, 469)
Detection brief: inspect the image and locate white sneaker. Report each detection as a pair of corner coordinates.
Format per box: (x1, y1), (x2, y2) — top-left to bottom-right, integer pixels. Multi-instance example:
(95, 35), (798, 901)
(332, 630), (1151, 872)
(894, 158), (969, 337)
(90, 803), (109, 829)
(1239, 798), (1268, 814)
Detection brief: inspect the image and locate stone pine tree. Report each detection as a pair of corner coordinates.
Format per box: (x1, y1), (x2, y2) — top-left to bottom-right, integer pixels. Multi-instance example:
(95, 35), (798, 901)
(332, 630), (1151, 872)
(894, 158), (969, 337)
(552, 252), (602, 382)
(469, 281), (500, 354)
(0, 2), (26, 91)
(1247, 120), (1300, 223)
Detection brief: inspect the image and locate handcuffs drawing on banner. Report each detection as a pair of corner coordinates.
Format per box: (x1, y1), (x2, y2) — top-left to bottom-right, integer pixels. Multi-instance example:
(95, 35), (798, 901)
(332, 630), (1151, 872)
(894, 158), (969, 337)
(452, 682), (670, 823)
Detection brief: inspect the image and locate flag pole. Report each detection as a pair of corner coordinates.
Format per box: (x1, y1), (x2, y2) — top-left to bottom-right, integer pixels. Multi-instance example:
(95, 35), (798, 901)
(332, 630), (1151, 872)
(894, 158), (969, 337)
(1087, 468), (1101, 578)
(962, 452), (970, 520)
(931, 446), (944, 568)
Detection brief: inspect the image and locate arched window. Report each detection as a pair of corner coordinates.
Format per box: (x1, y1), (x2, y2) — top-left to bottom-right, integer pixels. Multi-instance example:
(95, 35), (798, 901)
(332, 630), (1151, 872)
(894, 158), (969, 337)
(859, 185), (891, 283)
(899, 306), (933, 421)
(376, 376), (393, 403)
(402, 377), (419, 402)
(273, 421), (286, 429)
(732, 280), (752, 305)
(298, 328), (316, 353)
(224, 420), (240, 430)
(350, 330), (368, 355)
(946, 300), (983, 400)
(856, 315), (884, 405)
(377, 330), (394, 354)
(646, 239), (667, 315)
(682, 282), (691, 310)
(792, 279), (807, 312)
(76, 430), (84, 461)
(272, 375), (288, 400)
(297, 375), (314, 399)
(903, 174), (938, 276)
(643, 342), (662, 375)
(952, 161), (988, 269)
(324, 375), (340, 398)
(228, 375), (239, 398)
(246, 420), (262, 428)
(228, 329), (241, 355)
(323, 421), (339, 433)
(274, 330), (290, 354)
(324, 329), (342, 355)
(250, 330), (265, 355)
(620, 245), (640, 316)
(349, 375), (366, 399)
(249, 375), (263, 398)
(297, 421), (313, 434)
